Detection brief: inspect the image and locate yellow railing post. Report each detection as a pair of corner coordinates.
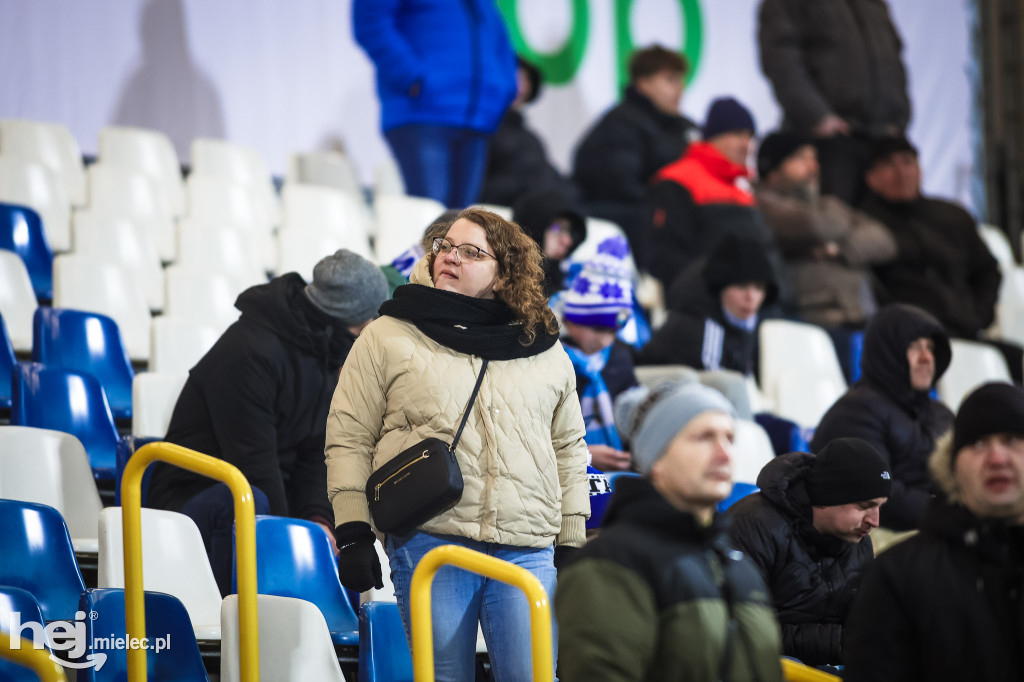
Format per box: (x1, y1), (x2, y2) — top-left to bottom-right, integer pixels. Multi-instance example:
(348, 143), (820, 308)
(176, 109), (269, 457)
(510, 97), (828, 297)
(781, 658), (842, 681)
(410, 545), (553, 682)
(121, 442), (260, 682)
(0, 632), (68, 682)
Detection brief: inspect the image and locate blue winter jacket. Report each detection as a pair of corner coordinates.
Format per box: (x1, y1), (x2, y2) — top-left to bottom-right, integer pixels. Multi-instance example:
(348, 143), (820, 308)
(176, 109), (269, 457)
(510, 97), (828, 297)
(353, 0), (517, 133)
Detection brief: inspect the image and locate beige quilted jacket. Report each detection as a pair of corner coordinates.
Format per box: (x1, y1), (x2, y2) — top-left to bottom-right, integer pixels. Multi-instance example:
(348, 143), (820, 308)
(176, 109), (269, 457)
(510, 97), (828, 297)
(325, 260), (590, 548)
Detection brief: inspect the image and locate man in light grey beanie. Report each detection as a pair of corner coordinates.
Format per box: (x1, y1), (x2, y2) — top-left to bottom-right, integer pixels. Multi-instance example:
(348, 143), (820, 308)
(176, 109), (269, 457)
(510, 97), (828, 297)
(147, 248), (390, 594)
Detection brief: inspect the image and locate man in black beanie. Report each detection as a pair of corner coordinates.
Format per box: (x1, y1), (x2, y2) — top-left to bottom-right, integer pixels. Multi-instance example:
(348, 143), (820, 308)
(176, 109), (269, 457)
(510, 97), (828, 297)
(727, 437), (891, 667)
(844, 382), (1024, 681)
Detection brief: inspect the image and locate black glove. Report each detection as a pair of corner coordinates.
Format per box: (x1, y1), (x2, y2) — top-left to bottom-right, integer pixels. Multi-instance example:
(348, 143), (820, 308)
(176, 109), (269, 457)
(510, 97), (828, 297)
(554, 545), (579, 573)
(334, 521), (384, 592)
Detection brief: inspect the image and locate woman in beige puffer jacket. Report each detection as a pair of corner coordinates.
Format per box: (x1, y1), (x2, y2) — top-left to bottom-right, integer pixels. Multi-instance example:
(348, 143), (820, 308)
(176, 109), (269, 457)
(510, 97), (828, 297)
(326, 207), (589, 681)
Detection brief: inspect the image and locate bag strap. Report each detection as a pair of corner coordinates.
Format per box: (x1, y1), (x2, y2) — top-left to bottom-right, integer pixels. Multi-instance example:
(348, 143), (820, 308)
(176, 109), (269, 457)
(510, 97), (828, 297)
(450, 359), (489, 453)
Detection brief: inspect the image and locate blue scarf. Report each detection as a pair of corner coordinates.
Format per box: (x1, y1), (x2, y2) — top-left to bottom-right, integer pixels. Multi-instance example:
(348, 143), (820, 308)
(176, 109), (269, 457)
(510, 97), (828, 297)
(564, 343), (623, 450)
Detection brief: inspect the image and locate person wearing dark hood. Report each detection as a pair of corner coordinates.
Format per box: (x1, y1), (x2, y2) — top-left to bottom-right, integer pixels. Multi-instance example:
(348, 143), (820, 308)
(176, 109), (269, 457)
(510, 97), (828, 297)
(727, 437), (892, 667)
(556, 382), (783, 681)
(637, 233), (777, 376)
(147, 249), (389, 595)
(511, 188), (587, 297)
(810, 303), (954, 533)
(843, 382), (1024, 682)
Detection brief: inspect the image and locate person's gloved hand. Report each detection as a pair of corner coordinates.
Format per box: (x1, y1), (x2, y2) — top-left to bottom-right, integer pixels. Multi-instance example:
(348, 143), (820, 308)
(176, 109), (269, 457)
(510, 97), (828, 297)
(554, 545), (579, 573)
(334, 521), (384, 593)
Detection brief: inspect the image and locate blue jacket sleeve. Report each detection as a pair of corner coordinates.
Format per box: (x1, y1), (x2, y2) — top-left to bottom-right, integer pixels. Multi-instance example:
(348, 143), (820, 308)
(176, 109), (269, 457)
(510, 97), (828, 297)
(352, 0), (424, 93)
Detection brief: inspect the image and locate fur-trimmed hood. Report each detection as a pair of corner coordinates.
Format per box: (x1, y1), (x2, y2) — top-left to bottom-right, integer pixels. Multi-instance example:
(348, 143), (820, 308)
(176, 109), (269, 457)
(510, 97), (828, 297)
(928, 431), (960, 503)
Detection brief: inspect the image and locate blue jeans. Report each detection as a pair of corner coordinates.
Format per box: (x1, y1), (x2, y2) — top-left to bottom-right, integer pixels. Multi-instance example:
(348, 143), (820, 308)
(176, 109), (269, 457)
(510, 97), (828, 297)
(385, 531), (557, 682)
(384, 125), (490, 209)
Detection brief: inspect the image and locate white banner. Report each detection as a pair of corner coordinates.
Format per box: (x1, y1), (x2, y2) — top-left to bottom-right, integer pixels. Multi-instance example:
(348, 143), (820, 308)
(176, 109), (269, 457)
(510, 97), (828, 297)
(0, 0), (974, 211)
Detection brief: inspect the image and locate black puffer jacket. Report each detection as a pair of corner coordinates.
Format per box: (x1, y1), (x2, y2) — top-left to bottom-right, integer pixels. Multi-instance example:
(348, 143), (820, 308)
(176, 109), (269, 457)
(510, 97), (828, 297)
(480, 109), (577, 207)
(147, 274), (356, 522)
(810, 304), (953, 530)
(727, 452), (875, 665)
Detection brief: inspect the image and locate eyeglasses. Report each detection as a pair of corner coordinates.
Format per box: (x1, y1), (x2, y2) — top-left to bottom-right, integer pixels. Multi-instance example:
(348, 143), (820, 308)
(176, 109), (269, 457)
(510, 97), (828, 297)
(432, 237), (495, 262)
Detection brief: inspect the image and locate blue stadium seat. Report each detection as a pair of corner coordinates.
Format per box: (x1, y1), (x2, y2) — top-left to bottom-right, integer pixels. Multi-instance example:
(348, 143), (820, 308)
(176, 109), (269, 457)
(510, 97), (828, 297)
(11, 362), (119, 481)
(0, 499), (86, 622)
(605, 471), (642, 491)
(236, 515), (359, 647)
(0, 587), (52, 682)
(32, 307), (135, 420)
(358, 601), (413, 682)
(79, 588), (209, 682)
(754, 412), (810, 456)
(717, 482), (761, 513)
(0, 314), (16, 412)
(0, 202), (53, 301)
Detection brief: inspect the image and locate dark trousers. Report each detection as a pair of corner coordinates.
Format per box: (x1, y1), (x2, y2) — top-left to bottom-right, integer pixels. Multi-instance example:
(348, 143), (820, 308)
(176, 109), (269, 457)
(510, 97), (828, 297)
(180, 483), (271, 596)
(385, 124), (490, 209)
(815, 134), (876, 205)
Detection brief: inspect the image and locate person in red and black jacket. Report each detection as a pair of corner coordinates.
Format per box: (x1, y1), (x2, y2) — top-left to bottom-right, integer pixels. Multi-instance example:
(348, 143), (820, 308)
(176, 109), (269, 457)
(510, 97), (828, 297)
(645, 97), (785, 300)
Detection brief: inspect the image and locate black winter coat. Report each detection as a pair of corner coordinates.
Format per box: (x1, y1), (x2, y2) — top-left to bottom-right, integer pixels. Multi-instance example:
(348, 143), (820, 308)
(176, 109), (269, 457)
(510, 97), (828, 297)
(727, 452), (875, 665)
(480, 109), (577, 208)
(147, 274), (356, 522)
(843, 498), (1024, 681)
(811, 304), (953, 530)
(859, 192), (1001, 338)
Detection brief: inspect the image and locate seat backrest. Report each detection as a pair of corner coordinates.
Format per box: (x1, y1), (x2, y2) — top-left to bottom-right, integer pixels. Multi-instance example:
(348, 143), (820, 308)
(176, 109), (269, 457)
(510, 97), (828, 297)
(0, 426), (103, 548)
(80, 588), (209, 682)
(0, 586), (51, 682)
(0, 499), (87, 621)
(86, 163), (170, 219)
(979, 223), (1015, 267)
(373, 159), (406, 199)
(186, 172), (274, 232)
(0, 315), (14, 408)
(150, 316), (219, 374)
(938, 339), (1013, 412)
(71, 211), (165, 311)
(0, 250), (38, 352)
(163, 264), (241, 333)
(373, 194), (447, 264)
(247, 516), (358, 637)
(0, 155), (71, 252)
(759, 319), (847, 427)
(176, 222), (267, 293)
(11, 362), (119, 477)
(52, 254), (152, 361)
(0, 119), (87, 207)
(633, 364), (700, 390)
(97, 126), (185, 217)
(97, 507), (222, 638)
(717, 482), (760, 513)
(732, 419), (775, 485)
(32, 307), (135, 420)
(0, 202), (53, 301)
(131, 372), (187, 438)
(287, 151), (362, 196)
(276, 228), (348, 281)
(358, 601), (413, 682)
(470, 203), (513, 220)
(220, 594), (347, 682)
(281, 182), (372, 244)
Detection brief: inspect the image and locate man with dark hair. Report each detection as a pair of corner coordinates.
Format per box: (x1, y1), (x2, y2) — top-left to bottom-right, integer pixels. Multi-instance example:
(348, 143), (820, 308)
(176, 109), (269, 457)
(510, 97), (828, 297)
(844, 382), (1024, 682)
(811, 303), (954, 532)
(572, 45), (696, 263)
(757, 0), (910, 204)
(755, 131), (896, 327)
(727, 437), (891, 667)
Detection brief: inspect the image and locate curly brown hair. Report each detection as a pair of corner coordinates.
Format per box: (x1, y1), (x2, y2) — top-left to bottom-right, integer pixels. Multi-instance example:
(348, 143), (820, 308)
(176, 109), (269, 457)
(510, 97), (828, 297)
(426, 207), (558, 345)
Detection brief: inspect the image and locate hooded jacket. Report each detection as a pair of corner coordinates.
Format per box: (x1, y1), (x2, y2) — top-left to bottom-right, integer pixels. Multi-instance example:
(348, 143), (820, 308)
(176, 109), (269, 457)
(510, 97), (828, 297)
(811, 304), (954, 529)
(148, 274), (355, 522)
(858, 191), (1001, 338)
(556, 476), (783, 682)
(727, 452), (876, 665)
(512, 189), (587, 296)
(842, 435), (1024, 681)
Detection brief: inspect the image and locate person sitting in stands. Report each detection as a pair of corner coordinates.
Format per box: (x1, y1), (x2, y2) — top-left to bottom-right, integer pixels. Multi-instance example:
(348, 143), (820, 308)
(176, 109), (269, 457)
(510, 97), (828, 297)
(512, 188), (588, 297)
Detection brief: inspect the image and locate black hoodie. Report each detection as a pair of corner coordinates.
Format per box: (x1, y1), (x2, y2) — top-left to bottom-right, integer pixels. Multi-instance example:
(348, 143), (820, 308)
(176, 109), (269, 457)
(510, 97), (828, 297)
(811, 304), (954, 529)
(147, 274), (356, 521)
(511, 188), (587, 297)
(727, 452), (875, 665)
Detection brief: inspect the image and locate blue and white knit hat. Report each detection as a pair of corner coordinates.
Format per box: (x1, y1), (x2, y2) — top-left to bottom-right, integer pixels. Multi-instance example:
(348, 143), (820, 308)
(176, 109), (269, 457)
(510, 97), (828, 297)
(562, 235), (634, 329)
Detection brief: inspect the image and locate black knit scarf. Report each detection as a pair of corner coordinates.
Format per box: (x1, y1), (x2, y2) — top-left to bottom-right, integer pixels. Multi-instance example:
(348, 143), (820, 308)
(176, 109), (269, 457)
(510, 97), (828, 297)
(379, 284), (558, 360)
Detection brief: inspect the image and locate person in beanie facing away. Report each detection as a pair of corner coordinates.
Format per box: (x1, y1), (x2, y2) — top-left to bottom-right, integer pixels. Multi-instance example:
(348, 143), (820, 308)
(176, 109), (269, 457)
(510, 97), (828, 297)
(147, 249), (389, 595)
(755, 131), (896, 328)
(561, 254), (638, 472)
(638, 232), (777, 376)
(511, 187), (588, 297)
(726, 437), (892, 667)
(556, 382), (783, 681)
(843, 382), (1024, 682)
(811, 303), (953, 534)
(645, 96), (784, 294)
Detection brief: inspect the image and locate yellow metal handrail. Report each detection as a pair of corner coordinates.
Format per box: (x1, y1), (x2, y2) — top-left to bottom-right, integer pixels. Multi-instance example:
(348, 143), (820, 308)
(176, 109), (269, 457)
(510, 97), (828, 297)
(782, 658), (842, 681)
(121, 442), (260, 682)
(0, 632), (68, 682)
(410, 545), (553, 682)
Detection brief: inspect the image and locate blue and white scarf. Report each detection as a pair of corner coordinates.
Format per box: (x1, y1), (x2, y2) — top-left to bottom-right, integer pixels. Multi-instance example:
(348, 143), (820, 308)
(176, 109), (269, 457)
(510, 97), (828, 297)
(564, 343), (623, 450)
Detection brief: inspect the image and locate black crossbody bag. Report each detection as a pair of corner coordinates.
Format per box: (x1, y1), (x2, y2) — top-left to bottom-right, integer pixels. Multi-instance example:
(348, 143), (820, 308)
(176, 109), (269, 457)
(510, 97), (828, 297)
(365, 359), (489, 534)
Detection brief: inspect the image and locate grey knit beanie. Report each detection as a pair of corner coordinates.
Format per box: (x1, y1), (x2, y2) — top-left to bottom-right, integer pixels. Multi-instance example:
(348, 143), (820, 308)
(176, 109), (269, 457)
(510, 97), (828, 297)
(304, 249), (389, 325)
(614, 382), (737, 475)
